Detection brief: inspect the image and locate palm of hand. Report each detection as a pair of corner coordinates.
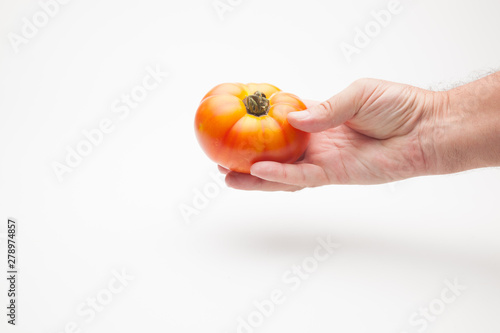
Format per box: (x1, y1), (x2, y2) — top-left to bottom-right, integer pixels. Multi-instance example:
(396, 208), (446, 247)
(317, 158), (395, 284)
(300, 124), (423, 185)
(301, 82), (430, 185)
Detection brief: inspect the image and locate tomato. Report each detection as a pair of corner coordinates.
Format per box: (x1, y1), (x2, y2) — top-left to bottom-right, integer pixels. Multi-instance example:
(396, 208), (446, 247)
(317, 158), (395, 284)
(194, 83), (310, 174)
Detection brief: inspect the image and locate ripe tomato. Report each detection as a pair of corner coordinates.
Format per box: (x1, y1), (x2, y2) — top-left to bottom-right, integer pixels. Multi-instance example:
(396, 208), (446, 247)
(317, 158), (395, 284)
(195, 83), (310, 174)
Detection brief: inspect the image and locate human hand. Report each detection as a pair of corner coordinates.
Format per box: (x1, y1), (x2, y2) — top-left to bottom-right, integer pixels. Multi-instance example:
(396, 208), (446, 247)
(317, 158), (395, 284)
(219, 74), (500, 191)
(218, 78), (441, 191)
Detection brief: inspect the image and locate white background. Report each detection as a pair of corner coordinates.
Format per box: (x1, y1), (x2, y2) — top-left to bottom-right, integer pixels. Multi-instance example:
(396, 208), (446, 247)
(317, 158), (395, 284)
(1, 0), (500, 332)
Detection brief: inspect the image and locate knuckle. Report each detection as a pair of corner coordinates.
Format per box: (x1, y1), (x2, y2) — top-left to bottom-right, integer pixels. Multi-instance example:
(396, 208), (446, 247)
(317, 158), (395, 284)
(280, 165), (288, 180)
(300, 165), (308, 184)
(316, 99), (334, 119)
(351, 77), (375, 88)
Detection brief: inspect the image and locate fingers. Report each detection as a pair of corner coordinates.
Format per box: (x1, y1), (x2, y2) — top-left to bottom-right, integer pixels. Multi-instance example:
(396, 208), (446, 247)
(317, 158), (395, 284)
(250, 161), (330, 187)
(218, 165), (303, 191)
(218, 165), (230, 175)
(287, 79), (369, 133)
(220, 162), (331, 188)
(226, 171), (304, 191)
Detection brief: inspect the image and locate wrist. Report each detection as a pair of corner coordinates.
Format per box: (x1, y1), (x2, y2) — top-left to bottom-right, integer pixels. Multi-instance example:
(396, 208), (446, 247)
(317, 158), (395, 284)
(424, 73), (500, 175)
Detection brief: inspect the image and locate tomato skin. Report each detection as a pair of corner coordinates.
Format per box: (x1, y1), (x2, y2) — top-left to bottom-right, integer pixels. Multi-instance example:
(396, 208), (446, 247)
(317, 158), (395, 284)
(195, 83), (310, 174)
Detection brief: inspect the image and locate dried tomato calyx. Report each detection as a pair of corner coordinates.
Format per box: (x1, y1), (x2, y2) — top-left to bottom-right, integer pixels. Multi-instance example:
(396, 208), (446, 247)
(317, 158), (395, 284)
(243, 91), (270, 117)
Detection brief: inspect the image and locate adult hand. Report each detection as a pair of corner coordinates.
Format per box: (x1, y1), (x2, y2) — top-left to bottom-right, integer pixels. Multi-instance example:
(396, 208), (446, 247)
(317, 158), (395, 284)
(220, 74), (500, 191)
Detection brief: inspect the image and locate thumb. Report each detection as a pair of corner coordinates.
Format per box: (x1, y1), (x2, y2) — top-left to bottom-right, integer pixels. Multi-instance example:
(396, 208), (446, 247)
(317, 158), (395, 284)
(287, 81), (363, 133)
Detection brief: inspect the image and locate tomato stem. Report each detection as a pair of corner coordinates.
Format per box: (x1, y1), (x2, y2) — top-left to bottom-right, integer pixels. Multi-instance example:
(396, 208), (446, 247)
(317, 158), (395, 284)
(243, 91), (270, 117)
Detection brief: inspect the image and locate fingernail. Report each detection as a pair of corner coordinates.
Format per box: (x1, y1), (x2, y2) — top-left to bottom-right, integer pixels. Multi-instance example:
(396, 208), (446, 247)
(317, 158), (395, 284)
(288, 110), (309, 120)
(249, 164), (261, 176)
